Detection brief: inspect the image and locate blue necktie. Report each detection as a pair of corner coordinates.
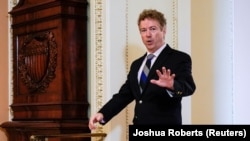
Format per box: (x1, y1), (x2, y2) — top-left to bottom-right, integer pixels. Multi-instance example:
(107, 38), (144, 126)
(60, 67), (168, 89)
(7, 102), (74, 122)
(140, 54), (154, 91)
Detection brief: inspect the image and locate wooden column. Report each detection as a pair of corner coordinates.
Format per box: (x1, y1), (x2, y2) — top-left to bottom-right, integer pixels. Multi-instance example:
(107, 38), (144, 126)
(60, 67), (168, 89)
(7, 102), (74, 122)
(0, 0), (90, 140)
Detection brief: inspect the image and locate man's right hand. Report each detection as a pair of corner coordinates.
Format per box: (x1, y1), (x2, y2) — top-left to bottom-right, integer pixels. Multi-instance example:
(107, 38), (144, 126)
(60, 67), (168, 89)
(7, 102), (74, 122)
(88, 113), (104, 130)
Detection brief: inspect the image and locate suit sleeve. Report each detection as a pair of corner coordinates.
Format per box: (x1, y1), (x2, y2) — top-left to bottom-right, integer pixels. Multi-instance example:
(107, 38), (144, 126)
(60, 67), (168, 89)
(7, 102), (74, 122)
(169, 53), (196, 97)
(98, 78), (135, 125)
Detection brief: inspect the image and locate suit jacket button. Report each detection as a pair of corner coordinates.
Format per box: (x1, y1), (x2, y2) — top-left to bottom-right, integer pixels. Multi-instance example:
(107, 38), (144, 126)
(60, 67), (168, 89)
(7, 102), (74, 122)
(139, 100), (142, 104)
(177, 91), (182, 95)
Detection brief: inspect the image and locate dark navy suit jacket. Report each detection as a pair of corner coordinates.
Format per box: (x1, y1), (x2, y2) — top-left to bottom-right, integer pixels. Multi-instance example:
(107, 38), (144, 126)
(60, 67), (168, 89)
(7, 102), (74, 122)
(98, 44), (196, 125)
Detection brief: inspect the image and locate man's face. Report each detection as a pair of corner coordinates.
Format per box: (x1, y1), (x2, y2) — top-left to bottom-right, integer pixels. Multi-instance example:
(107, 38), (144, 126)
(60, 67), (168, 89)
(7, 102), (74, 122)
(139, 18), (166, 53)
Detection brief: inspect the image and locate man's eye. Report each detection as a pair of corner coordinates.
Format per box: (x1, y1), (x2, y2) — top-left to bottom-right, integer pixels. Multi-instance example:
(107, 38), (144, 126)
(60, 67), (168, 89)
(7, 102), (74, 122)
(150, 27), (157, 31)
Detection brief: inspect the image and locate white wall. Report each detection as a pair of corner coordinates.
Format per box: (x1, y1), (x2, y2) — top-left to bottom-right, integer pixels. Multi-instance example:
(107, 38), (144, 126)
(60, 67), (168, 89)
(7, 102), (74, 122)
(213, 0), (234, 124)
(233, 0), (250, 124)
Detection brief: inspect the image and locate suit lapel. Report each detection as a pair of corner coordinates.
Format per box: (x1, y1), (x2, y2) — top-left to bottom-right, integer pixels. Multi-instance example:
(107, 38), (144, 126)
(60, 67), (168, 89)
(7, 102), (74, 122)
(147, 44), (172, 81)
(131, 53), (146, 96)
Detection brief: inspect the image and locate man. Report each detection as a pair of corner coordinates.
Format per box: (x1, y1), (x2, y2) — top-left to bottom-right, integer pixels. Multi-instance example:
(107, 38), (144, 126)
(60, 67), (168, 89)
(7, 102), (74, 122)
(89, 9), (196, 130)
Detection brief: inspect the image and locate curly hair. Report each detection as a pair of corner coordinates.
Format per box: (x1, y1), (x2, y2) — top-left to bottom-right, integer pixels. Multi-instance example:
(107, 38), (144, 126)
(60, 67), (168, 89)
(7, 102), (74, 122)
(137, 9), (167, 30)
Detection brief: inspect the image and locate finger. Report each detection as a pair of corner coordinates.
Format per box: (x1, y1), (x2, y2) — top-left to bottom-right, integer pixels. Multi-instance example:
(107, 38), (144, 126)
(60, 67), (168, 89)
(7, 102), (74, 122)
(90, 125), (96, 130)
(155, 69), (163, 76)
(89, 118), (95, 129)
(89, 121), (96, 130)
(89, 116), (99, 130)
(150, 79), (157, 84)
(166, 69), (171, 76)
(162, 67), (167, 75)
(171, 73), (176, 78)
(96, 113), (104, 122)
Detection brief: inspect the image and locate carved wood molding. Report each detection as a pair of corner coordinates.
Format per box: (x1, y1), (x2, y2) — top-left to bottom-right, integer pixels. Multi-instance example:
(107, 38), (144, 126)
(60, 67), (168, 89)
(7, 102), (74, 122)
(93, 0), (105, 135)
(18, 31), (57, 94)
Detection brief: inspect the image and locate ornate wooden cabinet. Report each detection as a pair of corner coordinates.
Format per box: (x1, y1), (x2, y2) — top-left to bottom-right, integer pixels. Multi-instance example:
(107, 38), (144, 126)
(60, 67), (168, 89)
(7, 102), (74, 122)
(1, 0), (90, 140)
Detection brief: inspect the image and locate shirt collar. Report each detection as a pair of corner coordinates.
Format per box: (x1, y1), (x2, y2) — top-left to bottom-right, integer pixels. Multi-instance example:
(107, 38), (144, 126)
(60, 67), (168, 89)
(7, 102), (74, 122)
(147, 43), (167, 58)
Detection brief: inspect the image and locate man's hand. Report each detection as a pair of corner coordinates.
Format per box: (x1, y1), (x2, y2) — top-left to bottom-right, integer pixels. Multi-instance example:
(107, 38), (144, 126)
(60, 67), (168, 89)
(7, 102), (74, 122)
(150, 67), (175, 90)
(88, 113), (104, 130)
